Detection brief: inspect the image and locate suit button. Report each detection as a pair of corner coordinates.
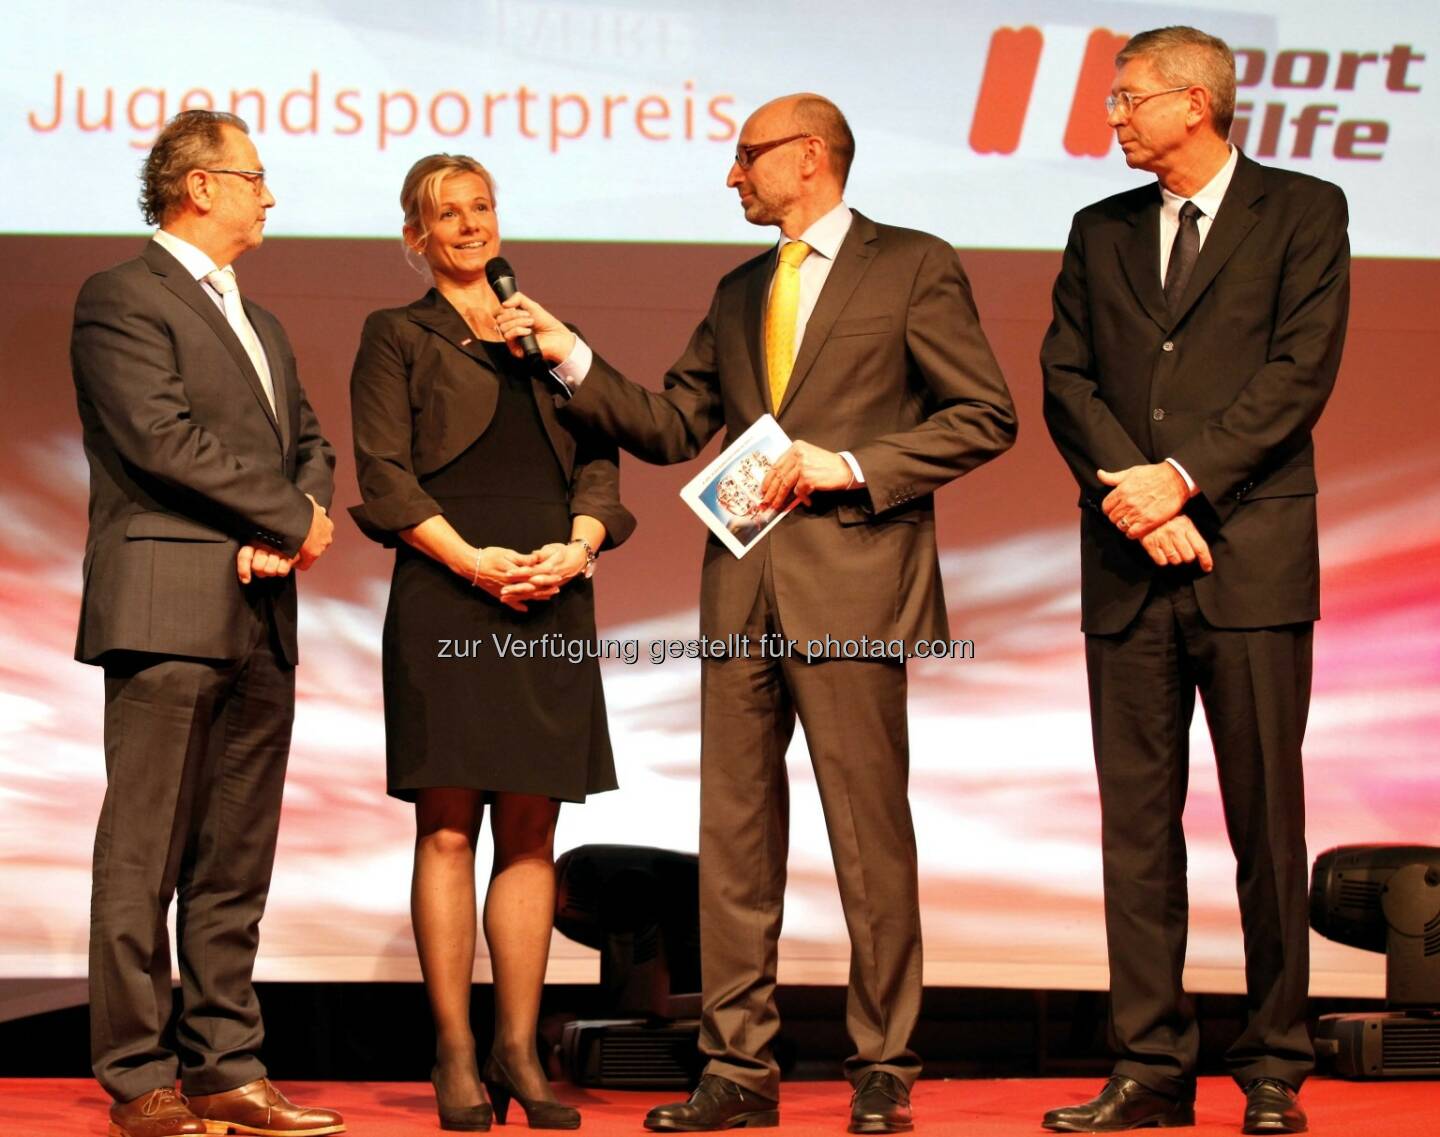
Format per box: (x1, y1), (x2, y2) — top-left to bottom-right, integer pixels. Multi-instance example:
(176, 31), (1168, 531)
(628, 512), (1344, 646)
(1162, 341), (1174, 352)
(1152, 408), (1166, 421)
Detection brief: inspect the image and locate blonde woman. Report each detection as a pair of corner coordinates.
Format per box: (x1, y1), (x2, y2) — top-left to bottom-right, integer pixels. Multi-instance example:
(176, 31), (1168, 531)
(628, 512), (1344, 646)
(350, 154), (633, 1131)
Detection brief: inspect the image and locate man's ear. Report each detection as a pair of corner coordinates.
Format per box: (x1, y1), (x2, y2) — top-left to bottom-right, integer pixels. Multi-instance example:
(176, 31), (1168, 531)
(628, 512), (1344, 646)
(801, 135), (828, 179)
(183, 168), (215, 216)
(1185, 86), (1212, 132)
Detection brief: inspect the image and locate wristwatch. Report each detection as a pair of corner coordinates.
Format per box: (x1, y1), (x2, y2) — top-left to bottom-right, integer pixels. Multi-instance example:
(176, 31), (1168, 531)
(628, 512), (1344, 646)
(570, 537), (598, 579)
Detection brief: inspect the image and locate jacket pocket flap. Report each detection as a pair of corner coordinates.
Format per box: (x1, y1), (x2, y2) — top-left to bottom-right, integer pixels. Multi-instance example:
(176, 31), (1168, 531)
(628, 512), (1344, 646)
(1238, 463), (1317, 502)
(836, 502), (920, 526)
(125, 513), (232, 542)
(829, 316), (892, 338)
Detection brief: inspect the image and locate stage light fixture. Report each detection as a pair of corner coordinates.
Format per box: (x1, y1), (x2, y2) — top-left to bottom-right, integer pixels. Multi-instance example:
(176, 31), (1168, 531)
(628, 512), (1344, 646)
(553, 844), (703, 1088)
(1309, 844), (1440, 1077)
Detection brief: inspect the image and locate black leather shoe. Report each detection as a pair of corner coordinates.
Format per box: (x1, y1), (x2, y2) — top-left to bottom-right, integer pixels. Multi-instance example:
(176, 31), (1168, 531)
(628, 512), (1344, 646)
(1242, 1079), (1306, 1134)
(431, 1064), (493, 1132)
(1042, 1076), (1195, 1132)
(482, 1053), (579, 1129)
(848, 1071), (913, 1134)
(644, 1075), (779, 1131)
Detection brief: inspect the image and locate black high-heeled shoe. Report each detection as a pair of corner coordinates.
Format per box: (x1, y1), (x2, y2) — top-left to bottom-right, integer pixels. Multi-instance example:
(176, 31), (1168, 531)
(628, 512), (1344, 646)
(432, 1064), (495, 1132)
(482, 1053), (580, 1129)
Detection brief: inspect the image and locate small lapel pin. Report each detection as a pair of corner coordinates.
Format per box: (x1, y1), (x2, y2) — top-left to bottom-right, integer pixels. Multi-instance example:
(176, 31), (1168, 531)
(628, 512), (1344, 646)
(461, 337), (473, 346)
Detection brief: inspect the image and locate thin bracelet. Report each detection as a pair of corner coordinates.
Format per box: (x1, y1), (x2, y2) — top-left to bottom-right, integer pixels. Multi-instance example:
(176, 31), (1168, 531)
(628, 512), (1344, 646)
(471, 546), (484, 586)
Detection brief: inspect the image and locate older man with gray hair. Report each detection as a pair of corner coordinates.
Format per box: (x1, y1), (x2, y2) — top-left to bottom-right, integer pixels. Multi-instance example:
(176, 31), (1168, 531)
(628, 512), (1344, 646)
(73, 109), (340, 1137)
(1040, 25), (1349, 1135)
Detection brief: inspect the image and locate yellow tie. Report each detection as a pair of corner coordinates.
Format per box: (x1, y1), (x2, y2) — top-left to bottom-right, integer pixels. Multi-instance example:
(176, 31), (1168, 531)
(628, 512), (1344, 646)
(765, 240), (811, 410)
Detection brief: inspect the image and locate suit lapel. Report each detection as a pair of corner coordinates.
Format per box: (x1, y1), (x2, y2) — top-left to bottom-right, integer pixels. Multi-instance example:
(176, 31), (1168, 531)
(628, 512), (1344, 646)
(743, 259), (770, 411)
(144, 242), (283, 445)
(408, 289), (574, 474)
(1164, 154), (1265, 329)
(777, 212), (879, 416)
(408, 287), (497, 360)
(245, 302), (290, 451)
(1118, 189), (1169, 331)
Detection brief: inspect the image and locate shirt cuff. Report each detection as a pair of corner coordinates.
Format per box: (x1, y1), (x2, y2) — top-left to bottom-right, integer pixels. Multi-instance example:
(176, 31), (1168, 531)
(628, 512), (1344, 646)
(1165, 457), (1196, 496)
(550, 337), (594, 396)
(839, 450), (866, 487)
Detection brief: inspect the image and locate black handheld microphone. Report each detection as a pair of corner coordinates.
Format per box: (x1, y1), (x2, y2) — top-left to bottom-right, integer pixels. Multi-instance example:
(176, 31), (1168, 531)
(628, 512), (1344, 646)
(484, 256), (544, 369)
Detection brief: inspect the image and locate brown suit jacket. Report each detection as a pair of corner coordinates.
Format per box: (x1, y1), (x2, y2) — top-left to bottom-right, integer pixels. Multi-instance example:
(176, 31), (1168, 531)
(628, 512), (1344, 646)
(1041, 153), (1350, 634)
(564, 210), (1015, 651)
(71, 240), (335, 666)
(349, 288), (634, 549)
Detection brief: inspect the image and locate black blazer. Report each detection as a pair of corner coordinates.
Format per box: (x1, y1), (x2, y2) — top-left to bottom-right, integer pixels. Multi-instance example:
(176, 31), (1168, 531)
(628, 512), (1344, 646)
(1042, 153), (1350, 634)
(349, 288), (634, 549)
(71, 240), (336, 666)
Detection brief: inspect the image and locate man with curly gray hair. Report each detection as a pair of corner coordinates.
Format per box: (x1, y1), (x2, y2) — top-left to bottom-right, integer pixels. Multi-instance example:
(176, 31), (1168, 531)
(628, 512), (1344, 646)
(72, 109), (342, 1137)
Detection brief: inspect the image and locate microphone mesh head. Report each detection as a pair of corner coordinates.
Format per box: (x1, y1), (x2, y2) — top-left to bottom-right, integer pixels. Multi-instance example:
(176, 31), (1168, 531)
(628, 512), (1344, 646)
(484, 256), (516, 288)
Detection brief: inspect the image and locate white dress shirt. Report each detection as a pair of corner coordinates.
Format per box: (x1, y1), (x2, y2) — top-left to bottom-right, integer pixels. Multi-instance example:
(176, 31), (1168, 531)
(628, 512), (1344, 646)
(153, 228), (231, 307)
(1158, 144), (1238, 282)
(774, 200), (853, 370)
(152, 228), (276, 411)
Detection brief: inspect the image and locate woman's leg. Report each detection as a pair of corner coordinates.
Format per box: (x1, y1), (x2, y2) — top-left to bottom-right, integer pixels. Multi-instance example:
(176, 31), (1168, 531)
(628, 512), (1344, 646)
(484, 792), (562, 1100)
(414, 787), (487, 1104)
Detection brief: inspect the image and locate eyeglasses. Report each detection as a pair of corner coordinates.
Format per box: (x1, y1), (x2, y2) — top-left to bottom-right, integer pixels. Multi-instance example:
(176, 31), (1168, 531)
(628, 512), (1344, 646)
(733, 133), (812, 171)
(1104, 85), (1191, 118)
(202, 168), (268, 192)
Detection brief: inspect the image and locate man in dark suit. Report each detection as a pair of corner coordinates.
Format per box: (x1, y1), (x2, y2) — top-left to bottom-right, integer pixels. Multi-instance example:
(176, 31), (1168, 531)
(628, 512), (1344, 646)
(498, 93), (1015, 1132)
(72, 110), (342, 1137)
(1040, 27), (1348, 1136)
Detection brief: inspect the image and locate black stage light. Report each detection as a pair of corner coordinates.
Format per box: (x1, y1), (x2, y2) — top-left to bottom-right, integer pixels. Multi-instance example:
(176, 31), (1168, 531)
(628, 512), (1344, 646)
(1309, 844), (1440, 1077)
(553, 844), (703, 1088)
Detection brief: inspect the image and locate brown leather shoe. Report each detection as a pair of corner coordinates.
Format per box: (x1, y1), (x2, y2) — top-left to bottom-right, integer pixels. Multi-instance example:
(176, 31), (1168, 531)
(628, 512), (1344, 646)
(644, 1075), (779, 1131)
(187, 1078), (344, 1136)
(108, 1088), (207, 1137)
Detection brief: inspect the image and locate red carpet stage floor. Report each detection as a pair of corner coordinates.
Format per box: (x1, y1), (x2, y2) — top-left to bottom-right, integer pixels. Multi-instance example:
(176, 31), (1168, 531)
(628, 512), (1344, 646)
(2, 1077), (1434, 1136)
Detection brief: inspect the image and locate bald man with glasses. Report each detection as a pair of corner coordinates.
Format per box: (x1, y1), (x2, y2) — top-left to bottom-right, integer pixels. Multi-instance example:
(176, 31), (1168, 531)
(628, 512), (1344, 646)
(498, 91), (1015, 1133)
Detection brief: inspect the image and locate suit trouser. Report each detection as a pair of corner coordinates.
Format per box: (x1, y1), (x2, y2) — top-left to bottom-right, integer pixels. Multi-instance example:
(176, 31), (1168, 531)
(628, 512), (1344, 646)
(90, 626), (294, 1102)
(696, 577), (923, 1100)
(1085, 575), (1314, 1096)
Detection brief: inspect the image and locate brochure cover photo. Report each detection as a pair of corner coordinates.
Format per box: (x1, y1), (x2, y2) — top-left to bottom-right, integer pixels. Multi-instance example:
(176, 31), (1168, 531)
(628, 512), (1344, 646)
(679, 414), (798, 558)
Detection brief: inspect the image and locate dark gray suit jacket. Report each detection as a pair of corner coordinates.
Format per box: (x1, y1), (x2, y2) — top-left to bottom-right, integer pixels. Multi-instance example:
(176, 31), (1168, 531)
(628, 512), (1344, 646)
(71, 240), (335, 666)
(1042, 153), (1350, 634)
(564, 210), (1016, 652)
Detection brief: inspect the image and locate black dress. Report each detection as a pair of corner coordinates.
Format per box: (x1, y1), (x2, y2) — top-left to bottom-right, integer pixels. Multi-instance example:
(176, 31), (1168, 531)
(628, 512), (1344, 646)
(382, 341), (616, 802)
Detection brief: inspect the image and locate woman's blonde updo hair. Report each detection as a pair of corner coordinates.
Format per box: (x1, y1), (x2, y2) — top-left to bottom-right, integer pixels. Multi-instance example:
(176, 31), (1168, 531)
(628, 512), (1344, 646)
(399, 153), (497, 258)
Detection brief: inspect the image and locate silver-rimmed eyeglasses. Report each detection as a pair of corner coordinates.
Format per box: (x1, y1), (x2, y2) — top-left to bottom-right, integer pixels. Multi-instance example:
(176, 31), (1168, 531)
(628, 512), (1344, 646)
(201, 168), (268, 192)
(1104, 86), (1190, 118)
